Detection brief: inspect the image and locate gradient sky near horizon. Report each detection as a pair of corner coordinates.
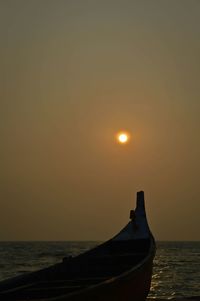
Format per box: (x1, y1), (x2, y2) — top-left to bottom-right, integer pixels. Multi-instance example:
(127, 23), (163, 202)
(1, 0), (200, 241)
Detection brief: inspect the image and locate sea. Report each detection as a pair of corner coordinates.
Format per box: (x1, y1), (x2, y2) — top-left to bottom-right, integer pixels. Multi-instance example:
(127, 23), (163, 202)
(0, 241), (199, 299)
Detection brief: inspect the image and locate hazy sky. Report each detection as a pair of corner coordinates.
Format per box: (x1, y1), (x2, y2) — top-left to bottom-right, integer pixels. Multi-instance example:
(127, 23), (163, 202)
(1, 0), (200, 241)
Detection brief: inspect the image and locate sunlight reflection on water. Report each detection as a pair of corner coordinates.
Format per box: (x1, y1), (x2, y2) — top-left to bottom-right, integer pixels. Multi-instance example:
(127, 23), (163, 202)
(149, 242), (200, 298)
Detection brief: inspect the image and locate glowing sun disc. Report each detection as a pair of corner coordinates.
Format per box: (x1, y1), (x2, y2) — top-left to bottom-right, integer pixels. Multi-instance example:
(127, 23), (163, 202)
(119, 134), (128, 143)
(116, 132), (130, 144)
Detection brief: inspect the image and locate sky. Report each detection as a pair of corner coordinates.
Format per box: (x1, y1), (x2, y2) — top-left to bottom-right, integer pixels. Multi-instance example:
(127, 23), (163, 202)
(0, 0), (200, 241)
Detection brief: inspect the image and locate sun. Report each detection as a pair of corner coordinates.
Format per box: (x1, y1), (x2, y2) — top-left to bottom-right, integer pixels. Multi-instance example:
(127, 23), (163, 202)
(116, 131), (130, 144)
(119, 134), (128, 143)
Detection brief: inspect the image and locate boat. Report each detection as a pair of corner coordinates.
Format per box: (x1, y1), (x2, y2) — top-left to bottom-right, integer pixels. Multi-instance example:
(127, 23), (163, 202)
(0, 191), (156, 301)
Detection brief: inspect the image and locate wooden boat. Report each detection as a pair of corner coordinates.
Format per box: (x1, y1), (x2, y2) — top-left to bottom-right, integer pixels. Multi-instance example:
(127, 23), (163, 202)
(0, 191), (156, 301)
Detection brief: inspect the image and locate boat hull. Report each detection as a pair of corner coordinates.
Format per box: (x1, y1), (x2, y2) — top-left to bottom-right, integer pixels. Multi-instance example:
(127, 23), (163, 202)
(0, 191), (156, 301)
(61, 248), (154, 301)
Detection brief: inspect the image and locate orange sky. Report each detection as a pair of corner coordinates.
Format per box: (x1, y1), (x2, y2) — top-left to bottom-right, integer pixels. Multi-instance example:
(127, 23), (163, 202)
(0, 0), (200, 241)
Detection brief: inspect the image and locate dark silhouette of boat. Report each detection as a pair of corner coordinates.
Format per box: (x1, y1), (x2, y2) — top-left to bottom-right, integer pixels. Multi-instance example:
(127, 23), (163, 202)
(0, 191), (156, 301)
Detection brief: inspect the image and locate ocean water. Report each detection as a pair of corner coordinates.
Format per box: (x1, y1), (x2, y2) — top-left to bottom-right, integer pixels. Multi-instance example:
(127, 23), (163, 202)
(0, 241), (199, 299)
(149, 241), (200, 299)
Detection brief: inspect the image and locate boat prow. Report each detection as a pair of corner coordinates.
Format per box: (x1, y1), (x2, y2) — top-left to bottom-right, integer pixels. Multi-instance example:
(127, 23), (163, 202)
(0, 191), (156, 301)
